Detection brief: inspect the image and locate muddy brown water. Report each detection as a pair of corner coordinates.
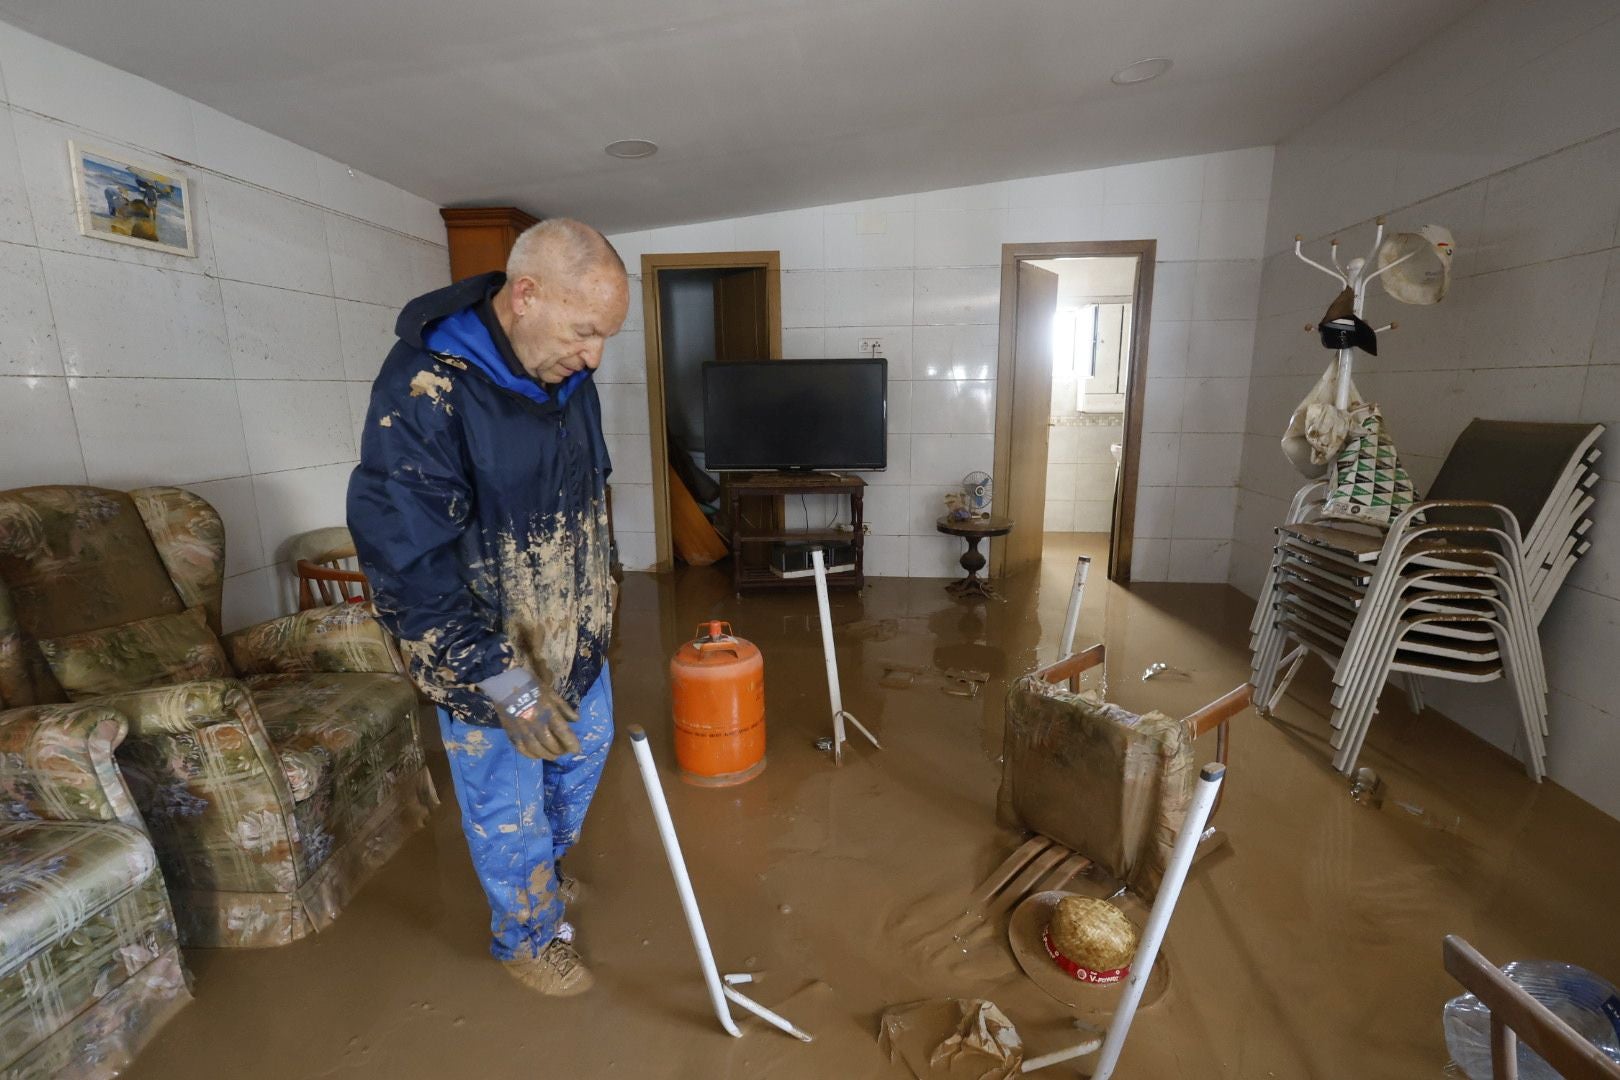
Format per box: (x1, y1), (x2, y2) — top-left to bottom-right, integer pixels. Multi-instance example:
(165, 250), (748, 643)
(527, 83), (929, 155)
(125, 534), (1620, 1079)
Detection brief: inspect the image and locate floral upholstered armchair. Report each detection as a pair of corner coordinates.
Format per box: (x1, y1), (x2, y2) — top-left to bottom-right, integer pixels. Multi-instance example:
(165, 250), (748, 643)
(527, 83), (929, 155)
(0, 702), (190, 1078)
(0, 485), (438, 948)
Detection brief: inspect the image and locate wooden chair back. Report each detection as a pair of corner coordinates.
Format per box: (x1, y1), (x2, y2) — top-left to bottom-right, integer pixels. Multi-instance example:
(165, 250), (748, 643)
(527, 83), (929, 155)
(1443, 935), (1620, 1080)
(295, 544), (371, 610)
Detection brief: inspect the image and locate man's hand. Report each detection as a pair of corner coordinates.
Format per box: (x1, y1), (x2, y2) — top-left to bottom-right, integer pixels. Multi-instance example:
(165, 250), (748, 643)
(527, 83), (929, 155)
(478, 667), (581, 761)
(500, 702), (581, 761)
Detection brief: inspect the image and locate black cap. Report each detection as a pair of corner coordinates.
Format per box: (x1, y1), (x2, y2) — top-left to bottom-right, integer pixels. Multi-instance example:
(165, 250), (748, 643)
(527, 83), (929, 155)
(1318, 287), (1378, 356)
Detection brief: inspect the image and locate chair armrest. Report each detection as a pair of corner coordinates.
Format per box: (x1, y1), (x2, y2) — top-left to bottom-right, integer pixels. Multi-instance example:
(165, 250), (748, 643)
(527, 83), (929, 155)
(0, 702), (143, 827)
(222, 602), (404, 676)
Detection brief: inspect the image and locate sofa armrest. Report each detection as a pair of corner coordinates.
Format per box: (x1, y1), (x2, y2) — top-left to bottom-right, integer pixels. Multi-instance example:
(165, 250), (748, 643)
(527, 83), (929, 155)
(92, 678), (303, 896)
(222, 603), (404, 676)
(93, 679), (257, 736)
(0, 702), (143, 827)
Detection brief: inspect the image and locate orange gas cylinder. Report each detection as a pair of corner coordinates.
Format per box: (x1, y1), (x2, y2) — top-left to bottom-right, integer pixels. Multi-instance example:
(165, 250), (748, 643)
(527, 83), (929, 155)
(670, 621), (766, 786)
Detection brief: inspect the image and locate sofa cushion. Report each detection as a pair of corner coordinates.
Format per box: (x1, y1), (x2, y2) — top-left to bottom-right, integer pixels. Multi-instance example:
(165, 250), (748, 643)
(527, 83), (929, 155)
(249, 673), (415, 771)
(38, 607), (230, 701)
(247, 673), (420, 876)
(0, 488), (184, 642)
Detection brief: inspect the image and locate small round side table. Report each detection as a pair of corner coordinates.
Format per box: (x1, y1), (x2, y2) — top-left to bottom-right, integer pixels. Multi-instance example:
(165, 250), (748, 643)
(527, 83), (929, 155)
(936, 515), (1015, 599)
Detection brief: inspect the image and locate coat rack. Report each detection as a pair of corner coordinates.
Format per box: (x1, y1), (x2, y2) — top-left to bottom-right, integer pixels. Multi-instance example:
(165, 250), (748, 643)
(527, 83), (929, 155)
(1294, 216), (1417, 410)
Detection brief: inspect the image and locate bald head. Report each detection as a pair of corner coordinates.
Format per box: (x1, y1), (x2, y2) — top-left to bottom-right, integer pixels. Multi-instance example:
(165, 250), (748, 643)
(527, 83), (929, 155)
(494, 218), (630, 385)
(508, 218), (625, 281)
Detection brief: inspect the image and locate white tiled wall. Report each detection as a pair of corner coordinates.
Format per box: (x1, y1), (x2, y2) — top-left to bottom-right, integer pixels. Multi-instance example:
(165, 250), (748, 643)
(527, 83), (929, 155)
(605, 146), (1273, 579)
(1231, 1), (1620, 819)
(0, 22), (448, 631)
(1045, 420), (1122, 533)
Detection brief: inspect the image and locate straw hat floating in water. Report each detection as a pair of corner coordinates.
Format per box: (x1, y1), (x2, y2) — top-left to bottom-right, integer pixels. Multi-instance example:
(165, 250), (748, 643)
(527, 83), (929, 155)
(1009, 891), (1171, 1016)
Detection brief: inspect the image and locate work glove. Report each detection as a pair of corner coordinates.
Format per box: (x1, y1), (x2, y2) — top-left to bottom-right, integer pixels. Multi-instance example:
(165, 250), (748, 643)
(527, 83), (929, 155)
(478, 667), (581, 761)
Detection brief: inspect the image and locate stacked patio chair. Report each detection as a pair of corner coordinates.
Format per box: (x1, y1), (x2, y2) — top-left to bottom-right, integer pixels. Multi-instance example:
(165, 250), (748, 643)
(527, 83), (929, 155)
(1249, 420), (1604, 780)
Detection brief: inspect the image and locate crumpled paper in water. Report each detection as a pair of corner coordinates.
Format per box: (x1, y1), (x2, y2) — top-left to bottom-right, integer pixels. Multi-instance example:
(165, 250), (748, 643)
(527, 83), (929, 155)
(878, 998), (1023, 1080)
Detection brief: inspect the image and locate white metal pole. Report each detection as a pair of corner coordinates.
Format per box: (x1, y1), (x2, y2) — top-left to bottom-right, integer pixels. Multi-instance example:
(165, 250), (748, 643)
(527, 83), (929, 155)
(810, 548), (848, 763)
(1333, 347), (1354, 411)
(1060, 555), (1090, 658)
(627, 725), (742, 1037)
(1090, 763), (1226, 1080)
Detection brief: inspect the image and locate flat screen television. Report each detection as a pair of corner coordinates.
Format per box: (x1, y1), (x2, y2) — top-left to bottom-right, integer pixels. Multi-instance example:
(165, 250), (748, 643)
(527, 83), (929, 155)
(702, 358), (887, 471)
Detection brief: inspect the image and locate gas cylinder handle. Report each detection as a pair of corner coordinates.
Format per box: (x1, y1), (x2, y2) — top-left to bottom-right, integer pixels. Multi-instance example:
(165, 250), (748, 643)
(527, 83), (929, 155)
(694, 621), (735, 645)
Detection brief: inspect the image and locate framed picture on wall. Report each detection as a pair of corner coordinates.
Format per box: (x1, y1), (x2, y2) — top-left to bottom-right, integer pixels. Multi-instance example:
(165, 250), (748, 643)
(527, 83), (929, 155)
(68, 141), (196, 257)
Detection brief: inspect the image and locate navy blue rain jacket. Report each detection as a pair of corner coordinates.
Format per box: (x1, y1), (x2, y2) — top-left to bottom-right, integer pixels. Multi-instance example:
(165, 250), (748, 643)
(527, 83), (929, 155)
(347, 272), (615, 727)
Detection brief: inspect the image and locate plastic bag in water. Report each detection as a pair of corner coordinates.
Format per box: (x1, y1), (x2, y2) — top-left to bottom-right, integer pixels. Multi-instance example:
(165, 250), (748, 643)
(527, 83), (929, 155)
(1443, 960), (1620, 1079)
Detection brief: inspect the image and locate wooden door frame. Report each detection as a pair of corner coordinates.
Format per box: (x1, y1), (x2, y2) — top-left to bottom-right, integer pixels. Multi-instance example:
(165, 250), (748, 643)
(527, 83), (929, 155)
(640, 251), (783, 572)
(990, 240), (1157, 584)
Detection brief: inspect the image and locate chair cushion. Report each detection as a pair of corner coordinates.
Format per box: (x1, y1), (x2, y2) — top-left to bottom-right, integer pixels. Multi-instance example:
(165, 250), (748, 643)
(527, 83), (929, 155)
(0, 821), (158, 973)
(1000, 677), (1194, 901)
(38, 607), (231, 701)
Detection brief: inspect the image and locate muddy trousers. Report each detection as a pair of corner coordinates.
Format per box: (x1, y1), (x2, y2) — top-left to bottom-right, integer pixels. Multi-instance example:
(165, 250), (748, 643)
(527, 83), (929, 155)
(437, 664), (614, 961)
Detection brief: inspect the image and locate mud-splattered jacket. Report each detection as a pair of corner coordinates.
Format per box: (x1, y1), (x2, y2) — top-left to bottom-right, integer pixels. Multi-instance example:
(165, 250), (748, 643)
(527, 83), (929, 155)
(347, 272), (614, 727)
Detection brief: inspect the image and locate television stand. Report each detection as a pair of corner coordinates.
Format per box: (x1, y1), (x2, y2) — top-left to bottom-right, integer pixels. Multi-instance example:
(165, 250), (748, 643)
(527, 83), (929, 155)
(726, 472), (866, 593)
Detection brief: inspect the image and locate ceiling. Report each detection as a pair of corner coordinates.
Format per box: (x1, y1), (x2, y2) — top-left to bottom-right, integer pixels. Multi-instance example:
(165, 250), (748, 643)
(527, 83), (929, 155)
(0, 0), (1479, 233)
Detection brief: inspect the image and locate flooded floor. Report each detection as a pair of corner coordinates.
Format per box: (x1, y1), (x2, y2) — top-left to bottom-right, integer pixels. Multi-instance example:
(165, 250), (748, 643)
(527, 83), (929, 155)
(126, 534), (1620, 1079)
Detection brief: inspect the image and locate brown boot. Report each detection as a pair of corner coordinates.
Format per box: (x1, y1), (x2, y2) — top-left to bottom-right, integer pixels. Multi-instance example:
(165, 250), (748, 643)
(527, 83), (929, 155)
(501, 938), (594, 997)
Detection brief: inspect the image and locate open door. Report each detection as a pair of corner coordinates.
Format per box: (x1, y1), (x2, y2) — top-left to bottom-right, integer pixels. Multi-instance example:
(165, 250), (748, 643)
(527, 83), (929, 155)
(711, 266), (779, 541)
(714, 268), (768, 361)
(641, 252), (783, 572)
(1001, 261), (1059, 577)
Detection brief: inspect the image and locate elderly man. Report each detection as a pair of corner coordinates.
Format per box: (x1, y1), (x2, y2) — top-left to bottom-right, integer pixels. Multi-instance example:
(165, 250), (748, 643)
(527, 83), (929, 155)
(347, 218), (628, 996)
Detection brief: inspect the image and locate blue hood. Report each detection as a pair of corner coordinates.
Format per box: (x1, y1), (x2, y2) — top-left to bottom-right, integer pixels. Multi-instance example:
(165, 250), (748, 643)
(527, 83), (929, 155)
(423, 304), (589, 408)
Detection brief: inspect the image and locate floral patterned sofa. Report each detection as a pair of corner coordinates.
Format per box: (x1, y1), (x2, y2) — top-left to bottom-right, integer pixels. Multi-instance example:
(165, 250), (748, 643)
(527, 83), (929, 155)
(0, 485), (438, 948)
(0, 702), (190, 1079)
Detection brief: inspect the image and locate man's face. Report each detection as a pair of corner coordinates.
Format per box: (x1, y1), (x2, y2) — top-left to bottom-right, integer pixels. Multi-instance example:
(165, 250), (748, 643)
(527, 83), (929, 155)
(507, 268), (629, 385)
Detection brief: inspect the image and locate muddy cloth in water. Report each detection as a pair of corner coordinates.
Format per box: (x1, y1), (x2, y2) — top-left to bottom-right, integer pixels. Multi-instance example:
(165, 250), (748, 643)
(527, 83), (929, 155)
(438, 665), (613, 958)
(878, 998), (1023, 1079)
(348, 272), (614, 725)
(998, 678), (1194, 899)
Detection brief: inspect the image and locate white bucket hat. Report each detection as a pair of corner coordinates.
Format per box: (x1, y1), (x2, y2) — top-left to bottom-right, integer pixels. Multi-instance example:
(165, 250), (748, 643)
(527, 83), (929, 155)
(1377, 225), (1455, 305)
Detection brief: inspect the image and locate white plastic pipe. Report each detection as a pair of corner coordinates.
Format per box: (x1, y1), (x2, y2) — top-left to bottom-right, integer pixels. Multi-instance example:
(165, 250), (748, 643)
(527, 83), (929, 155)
(1090, 762), (1226, 1080)
(811, 548), (847, 763)
(1020, 1034), (1103, 1072)
(723, 985), (814, 1042)
(810, 548), (880, 762)
(1060, 555), (1090, 658)
(627, 725), (742, 1037)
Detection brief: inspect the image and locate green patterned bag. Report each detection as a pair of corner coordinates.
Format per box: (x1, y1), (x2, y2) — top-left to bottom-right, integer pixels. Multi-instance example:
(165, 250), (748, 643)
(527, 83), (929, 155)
(1322, 404), (1422, 526)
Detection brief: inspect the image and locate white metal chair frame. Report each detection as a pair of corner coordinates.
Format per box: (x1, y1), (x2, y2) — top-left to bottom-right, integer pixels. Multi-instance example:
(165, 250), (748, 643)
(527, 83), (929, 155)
(1250, 488), (1557, 777)
(1328, 580), (1545, 779)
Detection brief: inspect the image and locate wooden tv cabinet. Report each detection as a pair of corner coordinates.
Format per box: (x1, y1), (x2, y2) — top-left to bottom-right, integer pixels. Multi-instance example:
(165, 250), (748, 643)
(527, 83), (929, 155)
(725, 472), (866, 593)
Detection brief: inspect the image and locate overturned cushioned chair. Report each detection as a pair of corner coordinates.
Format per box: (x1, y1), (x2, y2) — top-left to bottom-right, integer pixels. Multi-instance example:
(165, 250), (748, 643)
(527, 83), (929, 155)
(0, 702), (190, 1078)
(0, 485), (438, 947)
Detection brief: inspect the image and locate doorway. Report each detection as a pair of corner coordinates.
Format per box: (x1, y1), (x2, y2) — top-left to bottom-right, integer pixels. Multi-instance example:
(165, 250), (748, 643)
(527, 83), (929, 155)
(640, 251), (783, 573)
(990, 241), (1156, 584)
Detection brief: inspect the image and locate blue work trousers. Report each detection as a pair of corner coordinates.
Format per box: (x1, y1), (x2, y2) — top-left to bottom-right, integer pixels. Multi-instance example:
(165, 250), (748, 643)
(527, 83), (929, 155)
(437, 664), (613, 959)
